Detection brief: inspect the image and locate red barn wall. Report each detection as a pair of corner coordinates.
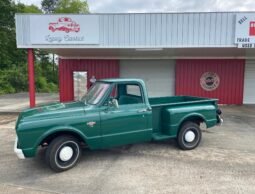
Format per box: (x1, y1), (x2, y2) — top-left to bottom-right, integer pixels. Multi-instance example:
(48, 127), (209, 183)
(59, 59), (119, 102)
(175, 59), (245, 104)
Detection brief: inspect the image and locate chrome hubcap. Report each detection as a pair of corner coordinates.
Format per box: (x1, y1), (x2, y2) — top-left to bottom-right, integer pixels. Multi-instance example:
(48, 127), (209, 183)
(59, 146), (74, 161)
(184, 130), (195, 142)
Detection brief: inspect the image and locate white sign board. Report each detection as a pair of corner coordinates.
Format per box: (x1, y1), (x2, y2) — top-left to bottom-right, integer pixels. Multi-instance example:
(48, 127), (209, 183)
(30, 15), (99, 44)
(235, 13), (255, 48)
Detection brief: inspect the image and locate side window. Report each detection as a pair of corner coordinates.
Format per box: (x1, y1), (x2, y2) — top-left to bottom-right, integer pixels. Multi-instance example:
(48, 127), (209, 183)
(118, 84), (144, 105)
(126, 85), (142, 97)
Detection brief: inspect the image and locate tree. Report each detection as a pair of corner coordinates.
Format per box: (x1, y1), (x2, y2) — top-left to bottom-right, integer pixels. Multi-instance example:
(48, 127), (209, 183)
(0, 1), (58, 94)
(16, 2), (59, 93)
(0, 0), (90, 95)
(41, 0), (59, 13)
(0, 0), (28, 93)
(0, 0), (16, 69)
(0, 0), (28, 74)
(41, 0), (89, 14)
(55, 0), (89, 13)
(16, 3), (42, 13)
(0, 0), (15, 29)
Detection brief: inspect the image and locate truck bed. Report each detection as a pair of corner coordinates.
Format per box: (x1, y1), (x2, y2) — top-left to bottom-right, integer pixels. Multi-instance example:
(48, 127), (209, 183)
(149, 96), (218, 136)
(149, 96), (217, 107)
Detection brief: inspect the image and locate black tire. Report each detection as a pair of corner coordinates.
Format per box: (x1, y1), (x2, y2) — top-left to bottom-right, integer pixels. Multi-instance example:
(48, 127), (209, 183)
(177, 121), (202, 150)
(45, 135), (81, 172)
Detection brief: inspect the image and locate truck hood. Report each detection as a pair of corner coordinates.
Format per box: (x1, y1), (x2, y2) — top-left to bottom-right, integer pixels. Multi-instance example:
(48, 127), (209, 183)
(18, 101), (86, 122)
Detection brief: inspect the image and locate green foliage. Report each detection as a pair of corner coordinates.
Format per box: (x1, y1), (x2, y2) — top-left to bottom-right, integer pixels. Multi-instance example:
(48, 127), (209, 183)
(42, 0), (59, 13)
(34, 61), (59, 93)
(55, 0), (89, 13)
(0, 66), (27, 94)
(0, 0), (16, 29)
(0, 0), (90, 95)
(16, 3), (42, 13)
(42, 0), (89, 14)
(0, 61), (58, 94)
(0, 0), (26, 69)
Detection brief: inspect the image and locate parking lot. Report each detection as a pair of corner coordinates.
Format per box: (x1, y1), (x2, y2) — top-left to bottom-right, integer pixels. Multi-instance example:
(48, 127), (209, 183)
(0, 105), (255, 194)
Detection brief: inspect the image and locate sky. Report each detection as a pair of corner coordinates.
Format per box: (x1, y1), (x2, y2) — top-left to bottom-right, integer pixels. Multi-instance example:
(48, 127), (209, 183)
(17, 0), (255, 12)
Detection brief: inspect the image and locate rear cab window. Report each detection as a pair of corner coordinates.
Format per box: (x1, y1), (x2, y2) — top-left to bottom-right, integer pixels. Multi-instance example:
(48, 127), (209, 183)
(117, 83), (144, 105)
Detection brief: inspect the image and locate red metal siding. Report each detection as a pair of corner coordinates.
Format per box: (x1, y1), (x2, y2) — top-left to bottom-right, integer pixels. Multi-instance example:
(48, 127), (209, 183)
(59, 59), (119, 102)
(175, 59), (245, 104)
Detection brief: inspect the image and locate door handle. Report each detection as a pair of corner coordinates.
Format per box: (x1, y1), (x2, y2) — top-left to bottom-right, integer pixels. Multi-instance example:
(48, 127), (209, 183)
(137, 108), (151, 113)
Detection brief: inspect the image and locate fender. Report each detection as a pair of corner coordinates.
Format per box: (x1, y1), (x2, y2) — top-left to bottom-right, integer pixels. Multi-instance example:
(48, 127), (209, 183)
(178, 113), (207, 128)
(34, 125), (88, 149)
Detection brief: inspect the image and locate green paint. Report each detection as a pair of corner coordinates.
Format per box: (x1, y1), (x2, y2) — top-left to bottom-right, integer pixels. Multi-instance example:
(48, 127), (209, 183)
(15, 79), (220, 158)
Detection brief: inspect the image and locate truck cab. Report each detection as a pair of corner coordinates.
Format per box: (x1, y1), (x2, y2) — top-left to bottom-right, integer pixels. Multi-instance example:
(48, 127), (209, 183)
(96, 79), (153, 147)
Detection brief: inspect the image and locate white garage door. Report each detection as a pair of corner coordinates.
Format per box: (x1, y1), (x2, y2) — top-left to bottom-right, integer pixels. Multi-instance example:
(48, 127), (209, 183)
(120, 60), (175, 97)
(243, 60), (255, 104)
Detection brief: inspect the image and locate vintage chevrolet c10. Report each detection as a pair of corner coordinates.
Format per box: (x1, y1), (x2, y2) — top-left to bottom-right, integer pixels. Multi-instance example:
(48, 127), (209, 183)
(14, 78), (223, 172)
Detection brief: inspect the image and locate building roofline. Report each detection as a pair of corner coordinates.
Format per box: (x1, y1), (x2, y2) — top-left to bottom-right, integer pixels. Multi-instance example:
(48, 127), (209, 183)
(15, 11), (255, 16)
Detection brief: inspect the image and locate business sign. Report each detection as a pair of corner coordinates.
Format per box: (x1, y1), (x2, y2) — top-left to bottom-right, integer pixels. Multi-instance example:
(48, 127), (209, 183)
(200, 72), (220, 91)
(30, 15), (99, 45)
(235, 13), (255, 48)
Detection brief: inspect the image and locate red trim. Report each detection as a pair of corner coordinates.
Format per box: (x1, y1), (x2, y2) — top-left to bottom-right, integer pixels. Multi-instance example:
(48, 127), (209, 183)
(27, 49), (35, 107)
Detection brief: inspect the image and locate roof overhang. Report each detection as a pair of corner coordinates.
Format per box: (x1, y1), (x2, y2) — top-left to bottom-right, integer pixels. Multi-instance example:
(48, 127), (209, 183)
(45, 47), (255, 59)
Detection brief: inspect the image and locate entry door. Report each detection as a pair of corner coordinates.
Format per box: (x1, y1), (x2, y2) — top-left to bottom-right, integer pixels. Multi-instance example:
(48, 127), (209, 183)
(100, 83), (152, 147)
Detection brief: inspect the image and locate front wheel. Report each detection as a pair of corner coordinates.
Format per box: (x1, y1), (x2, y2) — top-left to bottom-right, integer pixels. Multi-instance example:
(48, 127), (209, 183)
(45, 135), (81, 172)
(177, 121), (202, 150)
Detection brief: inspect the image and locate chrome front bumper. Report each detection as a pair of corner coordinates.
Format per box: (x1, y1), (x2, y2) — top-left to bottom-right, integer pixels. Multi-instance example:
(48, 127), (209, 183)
(14, 137), (25, 159)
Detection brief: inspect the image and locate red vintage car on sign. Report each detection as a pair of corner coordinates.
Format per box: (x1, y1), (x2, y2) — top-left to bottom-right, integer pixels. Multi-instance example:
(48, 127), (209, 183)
(48, 17), (80, 33)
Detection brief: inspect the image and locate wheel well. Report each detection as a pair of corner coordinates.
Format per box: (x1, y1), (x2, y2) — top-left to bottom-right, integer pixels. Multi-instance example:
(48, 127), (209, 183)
(40, 131), (86, 146)
(180, 116), (206, 128)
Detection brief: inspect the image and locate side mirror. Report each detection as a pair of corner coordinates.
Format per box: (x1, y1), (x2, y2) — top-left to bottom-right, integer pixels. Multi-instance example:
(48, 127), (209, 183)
(110, 99), (119, 109)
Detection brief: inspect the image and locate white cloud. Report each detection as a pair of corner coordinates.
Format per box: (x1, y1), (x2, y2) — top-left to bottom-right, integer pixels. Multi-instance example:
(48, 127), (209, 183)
(18, 0), (255, 13)
(87, 0), (255, 12)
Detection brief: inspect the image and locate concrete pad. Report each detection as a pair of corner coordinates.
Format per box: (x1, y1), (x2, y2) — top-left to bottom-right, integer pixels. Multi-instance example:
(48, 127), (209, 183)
(0, 106), (254, 194)
(0, 93), (58, 113)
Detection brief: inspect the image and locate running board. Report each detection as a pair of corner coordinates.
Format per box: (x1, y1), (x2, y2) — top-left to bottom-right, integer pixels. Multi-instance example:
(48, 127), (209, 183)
(152, 133), (176, 141)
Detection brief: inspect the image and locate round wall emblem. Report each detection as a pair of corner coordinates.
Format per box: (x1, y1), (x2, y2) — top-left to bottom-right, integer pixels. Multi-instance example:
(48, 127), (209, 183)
(200, 72), (220, 91)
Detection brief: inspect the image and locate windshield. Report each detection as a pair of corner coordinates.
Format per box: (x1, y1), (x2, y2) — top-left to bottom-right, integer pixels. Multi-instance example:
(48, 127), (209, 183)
(81, 82), (110, 105)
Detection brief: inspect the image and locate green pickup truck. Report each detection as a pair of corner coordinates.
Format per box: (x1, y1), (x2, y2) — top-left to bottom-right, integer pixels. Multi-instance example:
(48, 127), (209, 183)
(14, 78), (223, 172)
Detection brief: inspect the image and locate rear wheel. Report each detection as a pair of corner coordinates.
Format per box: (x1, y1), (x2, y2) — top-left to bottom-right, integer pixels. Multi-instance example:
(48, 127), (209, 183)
(177, 121), (202, 150)
(45, 135), (81, 172)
